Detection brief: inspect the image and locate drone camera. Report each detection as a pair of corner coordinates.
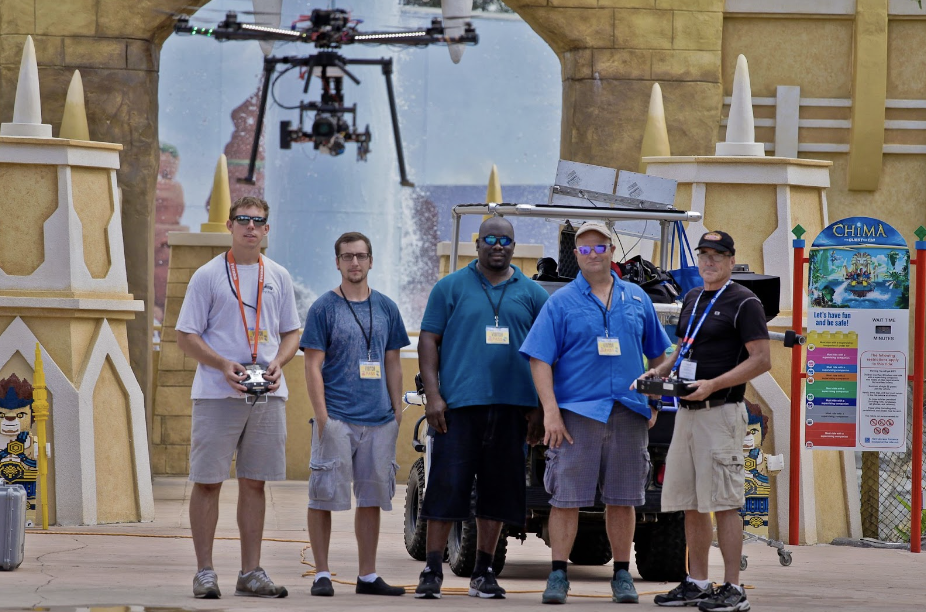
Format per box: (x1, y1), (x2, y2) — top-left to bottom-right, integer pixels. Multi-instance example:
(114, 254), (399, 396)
(312, 114), (337, 139)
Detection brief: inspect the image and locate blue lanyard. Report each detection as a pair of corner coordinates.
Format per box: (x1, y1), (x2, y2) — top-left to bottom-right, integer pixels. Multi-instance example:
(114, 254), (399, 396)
(672, 281), (731, 374)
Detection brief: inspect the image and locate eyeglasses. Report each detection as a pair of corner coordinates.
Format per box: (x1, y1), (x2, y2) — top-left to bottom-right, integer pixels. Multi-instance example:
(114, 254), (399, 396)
(576, 244), (611, 256)
(697, 252), (730, 263)
(232, 215), (267, 227)
(481, 235), (512, 247)
(338, 252), (371, 262)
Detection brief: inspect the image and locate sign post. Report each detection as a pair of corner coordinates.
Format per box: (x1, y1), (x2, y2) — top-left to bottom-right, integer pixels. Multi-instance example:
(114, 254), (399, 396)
(911, 226), (926, 552)
(789, 226), (807, 546)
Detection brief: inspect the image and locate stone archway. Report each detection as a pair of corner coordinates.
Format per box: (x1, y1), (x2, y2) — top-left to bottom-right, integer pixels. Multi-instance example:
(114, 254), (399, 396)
(0, 0), (210, 419)
(505, 0), (723, 170)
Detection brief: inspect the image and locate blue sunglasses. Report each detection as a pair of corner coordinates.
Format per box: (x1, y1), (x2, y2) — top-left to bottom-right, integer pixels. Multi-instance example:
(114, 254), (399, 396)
(577, 244), (610, 256)
(482, 235), (512, 246)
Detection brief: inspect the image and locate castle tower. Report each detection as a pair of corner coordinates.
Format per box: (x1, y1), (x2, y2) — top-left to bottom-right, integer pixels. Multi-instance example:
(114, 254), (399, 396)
(0, 38), (150, 525)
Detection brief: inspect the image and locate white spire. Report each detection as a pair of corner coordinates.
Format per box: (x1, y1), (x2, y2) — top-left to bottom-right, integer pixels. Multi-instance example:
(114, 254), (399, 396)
(716, 54), (764, 157)
(1, 36), (52, 138)
(252, 0), (283, 57)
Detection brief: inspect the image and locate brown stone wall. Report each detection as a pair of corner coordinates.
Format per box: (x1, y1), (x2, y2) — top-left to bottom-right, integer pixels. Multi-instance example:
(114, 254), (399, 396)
(507, 0), (723, 171)
(0, 0), (210, 460)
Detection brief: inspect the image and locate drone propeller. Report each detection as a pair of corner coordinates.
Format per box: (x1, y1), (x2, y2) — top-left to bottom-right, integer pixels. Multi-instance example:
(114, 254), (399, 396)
(441, 0), (473, 64)
(252, 0), (283, 56)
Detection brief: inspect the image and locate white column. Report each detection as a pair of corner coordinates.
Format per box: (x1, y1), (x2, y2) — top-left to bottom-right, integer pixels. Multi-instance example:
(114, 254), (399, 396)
(775, 86), (801, 158)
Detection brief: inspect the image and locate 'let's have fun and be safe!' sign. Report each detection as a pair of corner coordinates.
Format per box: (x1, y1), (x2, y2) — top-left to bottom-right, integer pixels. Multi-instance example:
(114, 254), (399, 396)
(804, 217), (909, 452)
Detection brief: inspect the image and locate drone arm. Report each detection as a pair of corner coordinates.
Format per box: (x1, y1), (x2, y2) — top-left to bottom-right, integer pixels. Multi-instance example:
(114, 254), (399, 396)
(239, 56), (277, 186)
(379, 58), (414, 188)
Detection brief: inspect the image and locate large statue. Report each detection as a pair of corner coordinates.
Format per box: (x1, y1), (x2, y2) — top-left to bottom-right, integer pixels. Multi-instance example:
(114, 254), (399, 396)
(742, 400), (771, 535)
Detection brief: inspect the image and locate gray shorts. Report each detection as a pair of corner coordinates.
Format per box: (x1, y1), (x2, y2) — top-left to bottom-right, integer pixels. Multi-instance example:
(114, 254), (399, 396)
(188, 396), (287, 484)
(308, 416), (400, 511)
(544, 403), (650, 508)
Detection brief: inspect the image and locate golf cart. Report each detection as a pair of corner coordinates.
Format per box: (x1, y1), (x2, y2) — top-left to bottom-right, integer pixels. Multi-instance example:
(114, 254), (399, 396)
(403, 199), (702, 580)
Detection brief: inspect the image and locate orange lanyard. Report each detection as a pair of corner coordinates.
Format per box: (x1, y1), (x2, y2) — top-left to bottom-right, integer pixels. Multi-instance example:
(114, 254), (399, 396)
(227, 250), (264, 364)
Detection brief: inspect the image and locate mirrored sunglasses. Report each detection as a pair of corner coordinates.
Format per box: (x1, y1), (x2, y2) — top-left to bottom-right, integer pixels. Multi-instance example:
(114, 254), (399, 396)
(233, 215), (267, 227)
(577, 244), (610, 256)
(482, 235), (512, 246)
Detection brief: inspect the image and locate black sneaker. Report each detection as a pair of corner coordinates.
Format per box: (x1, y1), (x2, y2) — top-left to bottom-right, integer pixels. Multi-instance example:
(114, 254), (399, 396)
(311, 576), (334, 597)
(356, 576), (405, 596)
(654, 579), (712, 607)
(415, 568), (443, 599)
(469, 569), (506, 599)
(698, 583), (750, 612)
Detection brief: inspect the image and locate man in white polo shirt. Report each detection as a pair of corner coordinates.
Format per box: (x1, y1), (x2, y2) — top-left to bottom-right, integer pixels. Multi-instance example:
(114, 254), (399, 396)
(176, 196), (301, 600)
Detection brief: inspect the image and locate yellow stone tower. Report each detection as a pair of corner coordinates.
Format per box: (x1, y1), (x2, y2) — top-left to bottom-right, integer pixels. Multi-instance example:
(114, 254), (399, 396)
(0, 37), (150, 525)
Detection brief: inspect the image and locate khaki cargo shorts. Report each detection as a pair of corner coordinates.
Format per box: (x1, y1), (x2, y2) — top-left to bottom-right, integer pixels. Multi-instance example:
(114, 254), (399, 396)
(661, 401), (747, 514)
(188, 396), (287, 484)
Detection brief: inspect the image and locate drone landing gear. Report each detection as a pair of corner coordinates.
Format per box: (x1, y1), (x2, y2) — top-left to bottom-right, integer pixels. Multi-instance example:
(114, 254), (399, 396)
(238, 52), (414, 187)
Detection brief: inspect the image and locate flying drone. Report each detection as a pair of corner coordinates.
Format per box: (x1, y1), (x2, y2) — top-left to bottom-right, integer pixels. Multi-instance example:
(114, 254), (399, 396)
(174, 3), (479, 187)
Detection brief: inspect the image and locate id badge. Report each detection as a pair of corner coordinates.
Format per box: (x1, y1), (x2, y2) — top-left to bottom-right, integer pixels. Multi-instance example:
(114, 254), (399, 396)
(359, 360), (382, 379)
(679, 359), (697, 381)
(597, 336), (621, 356)
(485, 326), (510, 345)
(247, 328), (269, 343)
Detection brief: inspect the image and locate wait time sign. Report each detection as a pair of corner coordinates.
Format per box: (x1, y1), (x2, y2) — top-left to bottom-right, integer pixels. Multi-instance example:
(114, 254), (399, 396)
(804, 217), (909, 452)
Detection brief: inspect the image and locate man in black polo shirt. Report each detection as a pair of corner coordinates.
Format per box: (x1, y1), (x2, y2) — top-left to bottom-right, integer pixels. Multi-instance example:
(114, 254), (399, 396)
(641, 231), (770, 612)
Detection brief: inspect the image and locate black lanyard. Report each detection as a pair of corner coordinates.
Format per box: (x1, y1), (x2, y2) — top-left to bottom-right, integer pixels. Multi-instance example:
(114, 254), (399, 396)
(589, 278), (616, 337)
(340, 287), (374, 360)
(225, 252), (257, 310)
(474, 267), (511, 327)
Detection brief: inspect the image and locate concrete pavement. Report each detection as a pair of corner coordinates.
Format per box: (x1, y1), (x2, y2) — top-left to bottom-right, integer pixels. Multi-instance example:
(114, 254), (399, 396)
(4, 477), (924, 611)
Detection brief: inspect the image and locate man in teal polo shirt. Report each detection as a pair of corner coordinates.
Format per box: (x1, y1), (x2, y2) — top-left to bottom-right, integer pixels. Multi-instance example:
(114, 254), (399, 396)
(520, 221), (670, 605)
(414, 216), (548, 600)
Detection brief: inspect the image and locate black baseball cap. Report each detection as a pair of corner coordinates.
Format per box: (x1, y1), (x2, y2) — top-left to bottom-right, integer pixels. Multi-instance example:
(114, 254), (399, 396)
(696, 230), (735, 255)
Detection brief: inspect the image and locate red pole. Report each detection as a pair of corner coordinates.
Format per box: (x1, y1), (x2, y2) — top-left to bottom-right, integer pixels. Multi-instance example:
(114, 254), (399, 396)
(911, 236), (925, 553)
(789, 236), (806, 547)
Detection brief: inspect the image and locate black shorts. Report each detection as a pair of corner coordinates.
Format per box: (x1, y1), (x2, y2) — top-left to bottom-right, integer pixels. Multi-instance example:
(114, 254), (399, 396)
(420, 404), (528, 527)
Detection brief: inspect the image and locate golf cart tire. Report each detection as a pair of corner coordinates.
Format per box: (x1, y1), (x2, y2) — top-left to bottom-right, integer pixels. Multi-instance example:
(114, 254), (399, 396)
(447, 488), (508, 577)
(403, 458), (428, 561)
(634, 511), (687, 582)
(568, 531), (613, 565)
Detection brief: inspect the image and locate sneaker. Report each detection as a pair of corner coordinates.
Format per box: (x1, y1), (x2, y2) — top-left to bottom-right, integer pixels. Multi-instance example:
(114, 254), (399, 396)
(414, 568), (443, 599)
(654, 579), (712, 607)
(311, 576), (334, 597)
(541, 569), (570, 605)
(697, 583), (750, 612)
(193, 567), (220, 599)
(235, 566), (288, 598)
(469, 569), (506, 599)
(611, 569), (639, 604)
(356, 576), (405, 596)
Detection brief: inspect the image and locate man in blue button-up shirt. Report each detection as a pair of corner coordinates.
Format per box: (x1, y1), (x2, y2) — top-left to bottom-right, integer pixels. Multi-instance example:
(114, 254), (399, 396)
(520, 221), (670, 605)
